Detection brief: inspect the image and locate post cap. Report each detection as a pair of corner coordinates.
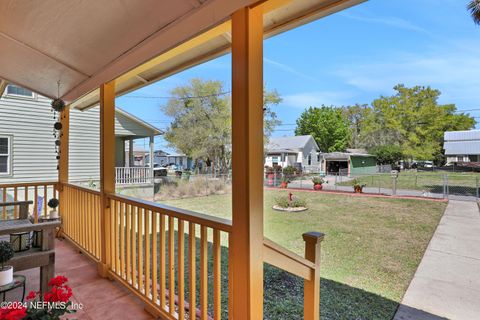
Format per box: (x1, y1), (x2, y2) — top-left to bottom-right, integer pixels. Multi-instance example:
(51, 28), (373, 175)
(302, 231), (325, 243)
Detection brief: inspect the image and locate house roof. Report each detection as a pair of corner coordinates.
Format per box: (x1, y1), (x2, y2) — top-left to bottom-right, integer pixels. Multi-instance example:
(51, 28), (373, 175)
(444, 130), (480, 155)
(321, 151), (374, 160)
(0, 0), (364, 109)
(116, 107), (163, 136)
(266, 135), (319, 153)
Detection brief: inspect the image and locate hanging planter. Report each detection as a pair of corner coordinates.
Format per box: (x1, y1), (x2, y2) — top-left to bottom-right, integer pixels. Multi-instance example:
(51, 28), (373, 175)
(51, 98), (66, 112)
(54, 121), (63, 130)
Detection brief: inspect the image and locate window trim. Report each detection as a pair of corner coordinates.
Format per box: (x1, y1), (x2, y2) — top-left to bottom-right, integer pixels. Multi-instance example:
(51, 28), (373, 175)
(0, 135), (12, 176)
(4, 84), (36, 100)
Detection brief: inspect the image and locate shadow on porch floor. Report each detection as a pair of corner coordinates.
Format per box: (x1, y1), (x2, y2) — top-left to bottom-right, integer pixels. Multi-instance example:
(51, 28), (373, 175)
(7, 239), (153, 320)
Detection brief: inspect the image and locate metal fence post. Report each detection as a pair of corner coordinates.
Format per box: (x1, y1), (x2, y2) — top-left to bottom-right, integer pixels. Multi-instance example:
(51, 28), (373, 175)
(335, 175), (337, 191)
(476, 176), (479, 199)
(392, 176), (397, 196)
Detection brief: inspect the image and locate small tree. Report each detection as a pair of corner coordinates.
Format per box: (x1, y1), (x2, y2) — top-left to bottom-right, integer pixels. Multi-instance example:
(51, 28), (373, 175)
(369, 145), (403, 165)
(0, 241), (14, 270)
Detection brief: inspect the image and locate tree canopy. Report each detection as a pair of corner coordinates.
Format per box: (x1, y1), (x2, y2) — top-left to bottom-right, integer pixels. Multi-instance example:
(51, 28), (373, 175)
(295, 106), (351, 152)
(468, 0), (480, 25)
(369, 144), (403, 165)
(162, 78), (281, 172)
(356, 85), (475, 161)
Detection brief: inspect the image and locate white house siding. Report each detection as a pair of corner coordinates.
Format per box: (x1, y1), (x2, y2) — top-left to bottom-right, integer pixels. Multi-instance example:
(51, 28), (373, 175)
(0, 95), (57, 184)
(0, 93), (157, 184)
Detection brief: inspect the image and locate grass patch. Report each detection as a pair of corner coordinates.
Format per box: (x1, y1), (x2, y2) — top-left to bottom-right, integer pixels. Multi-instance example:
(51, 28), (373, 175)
(159, 190), (446, 319)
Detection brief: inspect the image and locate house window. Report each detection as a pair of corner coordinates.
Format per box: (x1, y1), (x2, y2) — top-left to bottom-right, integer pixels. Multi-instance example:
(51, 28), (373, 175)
(5, 84), (35, 99)
(307, 154), (312, 166)
(0, 136), (12, 175)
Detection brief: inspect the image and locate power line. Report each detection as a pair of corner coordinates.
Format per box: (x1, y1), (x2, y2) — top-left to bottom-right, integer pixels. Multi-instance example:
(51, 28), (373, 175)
(122, 91), (231, 100)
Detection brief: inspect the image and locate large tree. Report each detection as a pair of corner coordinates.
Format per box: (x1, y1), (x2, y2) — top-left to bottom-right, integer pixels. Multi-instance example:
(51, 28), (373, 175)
(162, 78), (281, 172)
(360, 85), (475, 161)
(468, 0), (480, 25)
(295, 106), (351, 152)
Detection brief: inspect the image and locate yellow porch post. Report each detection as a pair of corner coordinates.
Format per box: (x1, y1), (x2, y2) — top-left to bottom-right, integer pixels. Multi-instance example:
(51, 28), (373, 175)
(231, 5), (264, 320)
(98, 81), (116, 277)
(58, 107), (69, 215)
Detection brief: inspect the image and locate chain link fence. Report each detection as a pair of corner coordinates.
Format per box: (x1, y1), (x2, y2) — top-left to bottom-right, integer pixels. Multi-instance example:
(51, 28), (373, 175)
(264, 171), (480, 201)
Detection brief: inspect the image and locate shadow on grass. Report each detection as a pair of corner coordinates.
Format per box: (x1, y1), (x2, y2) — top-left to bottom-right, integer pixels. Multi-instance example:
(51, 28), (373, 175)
(423, 185), (477, 196)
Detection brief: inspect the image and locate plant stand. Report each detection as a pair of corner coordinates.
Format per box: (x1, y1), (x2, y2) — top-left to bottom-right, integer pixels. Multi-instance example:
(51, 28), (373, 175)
(0, 274), (26, 302)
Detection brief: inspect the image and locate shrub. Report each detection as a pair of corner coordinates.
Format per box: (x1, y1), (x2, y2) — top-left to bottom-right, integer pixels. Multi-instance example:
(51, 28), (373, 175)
(274, 194), (307, 208)
(274, 196), (290, 208)
(0, 241), (14, 270)
(283, 166), (296, 175)
(311, 177), (325, 185)
(47, 198), (59, 209)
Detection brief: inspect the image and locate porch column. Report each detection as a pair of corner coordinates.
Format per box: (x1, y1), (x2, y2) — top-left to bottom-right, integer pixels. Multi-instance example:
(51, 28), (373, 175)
(128, 138), (134, 167)
(99, 81), (116, 277)
(149, 136), (154, 179)
(231, 5), (264, 320)
(58, 107), (69, 212)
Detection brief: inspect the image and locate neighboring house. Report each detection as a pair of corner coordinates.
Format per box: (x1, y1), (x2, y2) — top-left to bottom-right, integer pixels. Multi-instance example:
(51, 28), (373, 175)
(320, 149), (377, 176)
(444, 130), (480, 164)
(265, 135), (320, 172)
(0, 84), (162, 185)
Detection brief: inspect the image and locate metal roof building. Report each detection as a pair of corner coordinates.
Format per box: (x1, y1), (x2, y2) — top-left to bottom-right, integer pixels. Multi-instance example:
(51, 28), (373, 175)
(444, 130), (480, 156)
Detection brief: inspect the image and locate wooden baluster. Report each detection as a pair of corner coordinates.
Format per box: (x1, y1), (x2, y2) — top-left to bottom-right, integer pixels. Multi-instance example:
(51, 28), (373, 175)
(138, 207), (144, 293)
(114, 200), (120, 274)
(120, 202), (125, 278)
(189, 222), (196, 319)
(132, 206), (137, 289)
(168, 216), (175, 315)
(303, 232), (324, 320)
(200, 226), (208, 319)
(2, 187), (6, 219)
(145, 209), (151, 299)
(213, 229), (221, 320)
(160, 214), (166, 309)
(34, 185), (38, 223)
(13, 187), (18, 219)
(152, 211), (158, 304)
(43, 185), (48, 217)
(178, 220), (185, 320)
(126, 204), (132, 283)
(109, 199), (115, 272)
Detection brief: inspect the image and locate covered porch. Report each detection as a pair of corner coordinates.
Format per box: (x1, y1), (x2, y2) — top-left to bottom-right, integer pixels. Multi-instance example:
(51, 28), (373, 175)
(0, 0), (364, 319)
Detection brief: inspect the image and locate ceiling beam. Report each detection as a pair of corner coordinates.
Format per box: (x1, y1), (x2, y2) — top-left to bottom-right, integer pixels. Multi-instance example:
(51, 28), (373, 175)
(0, 79), (7, 97)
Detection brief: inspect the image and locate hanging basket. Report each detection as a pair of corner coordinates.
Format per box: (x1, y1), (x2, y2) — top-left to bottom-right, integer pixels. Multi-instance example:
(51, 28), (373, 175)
(51, 98), (66, 112)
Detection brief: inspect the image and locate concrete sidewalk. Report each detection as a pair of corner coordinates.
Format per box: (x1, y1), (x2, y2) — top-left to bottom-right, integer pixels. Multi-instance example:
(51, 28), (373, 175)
(394, 200), (480, 320)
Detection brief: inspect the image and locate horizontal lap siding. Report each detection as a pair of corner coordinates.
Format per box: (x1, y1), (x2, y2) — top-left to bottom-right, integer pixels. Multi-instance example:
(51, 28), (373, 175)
(0, 96), (57, 184)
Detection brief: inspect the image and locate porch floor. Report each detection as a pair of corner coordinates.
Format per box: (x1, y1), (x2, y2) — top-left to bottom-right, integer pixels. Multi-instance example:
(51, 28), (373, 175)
(12, 239), (154, 320)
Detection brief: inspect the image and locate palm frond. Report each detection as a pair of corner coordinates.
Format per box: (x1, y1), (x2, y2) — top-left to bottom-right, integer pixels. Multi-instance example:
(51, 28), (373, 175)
(468, 0), (480, 25)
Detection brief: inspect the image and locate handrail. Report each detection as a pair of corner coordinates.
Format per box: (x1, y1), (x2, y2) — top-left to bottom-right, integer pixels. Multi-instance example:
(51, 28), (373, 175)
(62, 183), (101, 196)
(263, 238), (315, 280)
(0, 181), (57, 189)
(107, 193), (233, 233)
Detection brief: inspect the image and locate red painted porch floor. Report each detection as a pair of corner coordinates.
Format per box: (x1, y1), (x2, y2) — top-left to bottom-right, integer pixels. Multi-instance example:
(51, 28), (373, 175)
(10, 239), (154, 320)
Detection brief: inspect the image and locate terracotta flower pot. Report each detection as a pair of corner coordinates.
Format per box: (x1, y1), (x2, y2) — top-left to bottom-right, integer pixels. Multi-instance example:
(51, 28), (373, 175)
(280, 182), (288, 188)
(354, 186), (363, 193)
(313, 184), (323, 190)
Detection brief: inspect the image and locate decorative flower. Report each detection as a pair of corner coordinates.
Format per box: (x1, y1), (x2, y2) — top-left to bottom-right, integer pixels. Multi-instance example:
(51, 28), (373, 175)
(26, 290), (38, 300)
(0, 306), (27, 320)
(47, 275), (68, 287)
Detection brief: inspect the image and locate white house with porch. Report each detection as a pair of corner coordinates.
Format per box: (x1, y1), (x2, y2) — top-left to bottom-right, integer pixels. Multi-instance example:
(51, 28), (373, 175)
(265, 135), (320, 172)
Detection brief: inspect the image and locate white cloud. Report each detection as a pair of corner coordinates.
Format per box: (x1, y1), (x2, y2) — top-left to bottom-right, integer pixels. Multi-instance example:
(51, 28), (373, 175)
(332, 41), (480, 109)
(264, 57), (319, 83)
(340, 12), (433, 36)
(283, 91), (355, 109)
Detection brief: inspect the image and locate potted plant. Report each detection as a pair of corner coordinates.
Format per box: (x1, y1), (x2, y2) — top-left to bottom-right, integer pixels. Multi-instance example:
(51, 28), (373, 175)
(0, 241), (15, 286)
(312, 177), (325, 190)
(47, 198), (60, 218)
(279, 176), (290, 188)
(352, 179), (366, 193)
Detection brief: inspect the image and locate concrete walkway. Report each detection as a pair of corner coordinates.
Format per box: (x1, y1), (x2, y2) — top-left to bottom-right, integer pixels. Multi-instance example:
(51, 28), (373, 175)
(394, 200), (480, 320)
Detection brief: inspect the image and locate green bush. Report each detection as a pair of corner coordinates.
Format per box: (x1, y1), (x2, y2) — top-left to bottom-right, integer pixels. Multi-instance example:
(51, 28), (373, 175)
(0, 241), (14, 270)
(283, 166), (296, 175)
(311, 177), (325, 185)
(274, 195), (307, 208)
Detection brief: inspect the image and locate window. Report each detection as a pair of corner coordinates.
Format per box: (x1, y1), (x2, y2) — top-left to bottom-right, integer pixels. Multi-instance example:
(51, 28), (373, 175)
(0, 136), (11, 175)
(5, 84), (35, 99)
(307, 154), (312, 166)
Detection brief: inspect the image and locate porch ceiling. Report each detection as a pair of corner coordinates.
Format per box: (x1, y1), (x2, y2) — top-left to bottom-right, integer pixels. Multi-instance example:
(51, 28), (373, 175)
(0, 0), (364, 109)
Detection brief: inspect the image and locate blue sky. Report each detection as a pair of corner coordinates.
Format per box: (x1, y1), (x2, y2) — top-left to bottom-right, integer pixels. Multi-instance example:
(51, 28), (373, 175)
(116, 0), (480, 151)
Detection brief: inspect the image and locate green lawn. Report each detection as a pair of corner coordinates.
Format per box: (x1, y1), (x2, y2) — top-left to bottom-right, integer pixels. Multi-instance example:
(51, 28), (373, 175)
(161, 190), (447, 320)
(338, 171), (479, 196)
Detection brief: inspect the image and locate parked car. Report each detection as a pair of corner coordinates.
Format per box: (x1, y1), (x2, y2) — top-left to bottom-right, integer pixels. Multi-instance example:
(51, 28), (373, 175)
(153, 163), (167, 177)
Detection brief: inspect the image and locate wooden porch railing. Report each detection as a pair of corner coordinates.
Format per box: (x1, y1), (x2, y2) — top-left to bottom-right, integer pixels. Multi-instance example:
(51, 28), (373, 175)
(57, 183), (323, 320)
(115, 167), (153, 185)
(61, 183), (102, 260)
(0, 182), (58, 220)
